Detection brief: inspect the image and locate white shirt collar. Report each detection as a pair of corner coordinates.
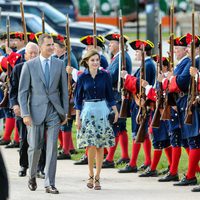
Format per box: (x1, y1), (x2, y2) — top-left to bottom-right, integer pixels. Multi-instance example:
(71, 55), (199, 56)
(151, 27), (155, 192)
(39, 54), (51, 63)
(177, 55), (188, 64)
(145, 56), (151, 61)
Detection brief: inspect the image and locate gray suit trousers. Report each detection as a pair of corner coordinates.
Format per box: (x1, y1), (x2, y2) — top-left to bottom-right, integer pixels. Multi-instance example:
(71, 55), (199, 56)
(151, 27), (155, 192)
(27, 103), (60, 187)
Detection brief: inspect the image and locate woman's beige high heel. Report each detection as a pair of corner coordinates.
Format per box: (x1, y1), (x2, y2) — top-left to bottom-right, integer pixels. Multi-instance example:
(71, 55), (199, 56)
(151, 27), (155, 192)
(94, 176), (101, 190)
(87, 175), (94, 189)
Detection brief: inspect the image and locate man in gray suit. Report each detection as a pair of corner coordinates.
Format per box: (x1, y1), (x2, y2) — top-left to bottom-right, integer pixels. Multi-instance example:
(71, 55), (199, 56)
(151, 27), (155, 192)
(19, 34), (68, 194)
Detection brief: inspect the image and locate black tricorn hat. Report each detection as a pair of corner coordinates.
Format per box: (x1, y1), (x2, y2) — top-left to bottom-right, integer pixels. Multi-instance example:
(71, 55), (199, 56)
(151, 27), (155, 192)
(104, 33), (128, 43)
(152, 54), (169, 66)
(26, 32), (38, 44)
(80, 35), (105, 49)
(129, 39), (154, 51)
(10, 32), (24, 40)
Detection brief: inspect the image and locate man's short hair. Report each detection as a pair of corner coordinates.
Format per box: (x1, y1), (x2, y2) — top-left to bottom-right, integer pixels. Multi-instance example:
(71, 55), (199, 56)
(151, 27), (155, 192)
(38, 34), (52, 46)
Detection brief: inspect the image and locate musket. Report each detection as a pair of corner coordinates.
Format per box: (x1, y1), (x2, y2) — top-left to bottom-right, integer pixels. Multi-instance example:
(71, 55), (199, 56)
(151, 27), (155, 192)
(160, 0), (174, 120)
(135, 45), (147, 143)
(0, 7), (1, 32)
(93, 5), (97, 49)
(66, 15), (71, 66)
(151, 23), (164, 128)
(6, 16), (10, 48)
(0, 16), (10, 108)
(42, 12), (45, 34)
(66, 15), (73, 120)
(19, 0), (28, 44)
(184, 8), (196, 125)
(119, 10), (131, 118)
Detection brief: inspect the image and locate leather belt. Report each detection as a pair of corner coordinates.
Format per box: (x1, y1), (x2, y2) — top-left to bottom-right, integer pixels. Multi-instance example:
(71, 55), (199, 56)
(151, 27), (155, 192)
(85, 99), (105, 102)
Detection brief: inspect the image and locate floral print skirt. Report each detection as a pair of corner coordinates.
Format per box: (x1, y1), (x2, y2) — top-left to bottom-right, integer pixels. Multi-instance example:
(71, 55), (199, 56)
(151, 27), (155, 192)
(77, 100), (115, 149)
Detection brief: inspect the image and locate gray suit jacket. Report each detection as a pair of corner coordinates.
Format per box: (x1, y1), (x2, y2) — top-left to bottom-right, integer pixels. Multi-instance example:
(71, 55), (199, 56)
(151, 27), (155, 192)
(18, 56), (68, 125)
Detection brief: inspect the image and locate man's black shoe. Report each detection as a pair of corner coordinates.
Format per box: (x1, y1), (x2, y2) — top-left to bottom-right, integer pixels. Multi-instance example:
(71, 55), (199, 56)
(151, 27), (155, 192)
(5, 141), (19, 148)
(116, 158), (130, 165)
(28, 177), (37, 191)
(191, 186), (200, 192)
(173, 176), (197, 186)
(158, 172), (179, 182)
(118, 164), (137, 173)
(138, 163), (150, 171)
(37, 171), (45, 179)
(0, 139), (11, 146)
(18, 167), (27, 177)
(74, 155), (88, 165)
(102, 160), (115, 168)
(45, 186), (59, 194)
(69, 149), (78, 155)
(139, 168), (158, 177)
(57, 152), (71, 160)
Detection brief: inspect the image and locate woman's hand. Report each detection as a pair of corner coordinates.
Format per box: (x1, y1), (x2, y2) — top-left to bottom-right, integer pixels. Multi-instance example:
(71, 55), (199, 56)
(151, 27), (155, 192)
(111, 105), (119, 124)
(75, 116), (81, 130)
(113, 111), (119, 124)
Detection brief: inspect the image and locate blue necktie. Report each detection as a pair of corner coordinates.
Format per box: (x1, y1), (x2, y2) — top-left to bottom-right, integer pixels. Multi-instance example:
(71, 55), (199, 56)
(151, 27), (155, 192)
(44, 59), (50, 87)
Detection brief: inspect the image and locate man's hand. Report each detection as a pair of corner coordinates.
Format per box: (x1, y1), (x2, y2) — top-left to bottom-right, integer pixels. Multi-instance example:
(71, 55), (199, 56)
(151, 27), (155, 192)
(23, 116), (32, 126)
(121, 70), (128, 79)
(141, 79), (148, 88)
(5, 46), (13, 55)
(61, 115), (68, 125)
(167, 72), (173, 80)
(66, 66), (73, 74)
(157, 73), (165, 82)
(190, 67), (198, 77)
(13, 105), (21, 116)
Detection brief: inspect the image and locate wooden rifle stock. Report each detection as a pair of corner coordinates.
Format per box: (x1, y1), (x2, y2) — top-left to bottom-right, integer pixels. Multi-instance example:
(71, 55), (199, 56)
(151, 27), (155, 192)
(20, 0), (28, 44)
(66, 15), (74, 120)
(160, 2), (174, 120)
(42, 12), (45, 34)
(119, 10), (130, 118)
(135, 46), (147, 143)
(151, 23), (163, 128)
(93, 5), (97, 49)
(184, 10), (196, 125)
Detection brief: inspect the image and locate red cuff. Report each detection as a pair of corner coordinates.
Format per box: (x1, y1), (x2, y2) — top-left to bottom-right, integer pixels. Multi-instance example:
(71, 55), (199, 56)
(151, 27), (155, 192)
(147, 88), (156, 102)
(77, 71), (83, 76)
(162, 79), (169, 90)
(124, 75), (137, 94)
(169, 76), (181, 93)
(198, 78), (200, 92)
(7, 52), (21, 68)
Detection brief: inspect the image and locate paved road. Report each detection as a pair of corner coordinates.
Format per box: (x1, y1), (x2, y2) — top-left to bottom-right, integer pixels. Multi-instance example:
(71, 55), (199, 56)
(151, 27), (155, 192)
(1, 147), (198, 200)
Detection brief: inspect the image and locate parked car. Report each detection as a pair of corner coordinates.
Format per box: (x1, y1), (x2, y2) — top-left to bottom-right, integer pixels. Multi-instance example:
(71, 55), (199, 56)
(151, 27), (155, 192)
(0, 12), (57, 33)
(26, 0), (78, 20)
(0, 1), (71, 32)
